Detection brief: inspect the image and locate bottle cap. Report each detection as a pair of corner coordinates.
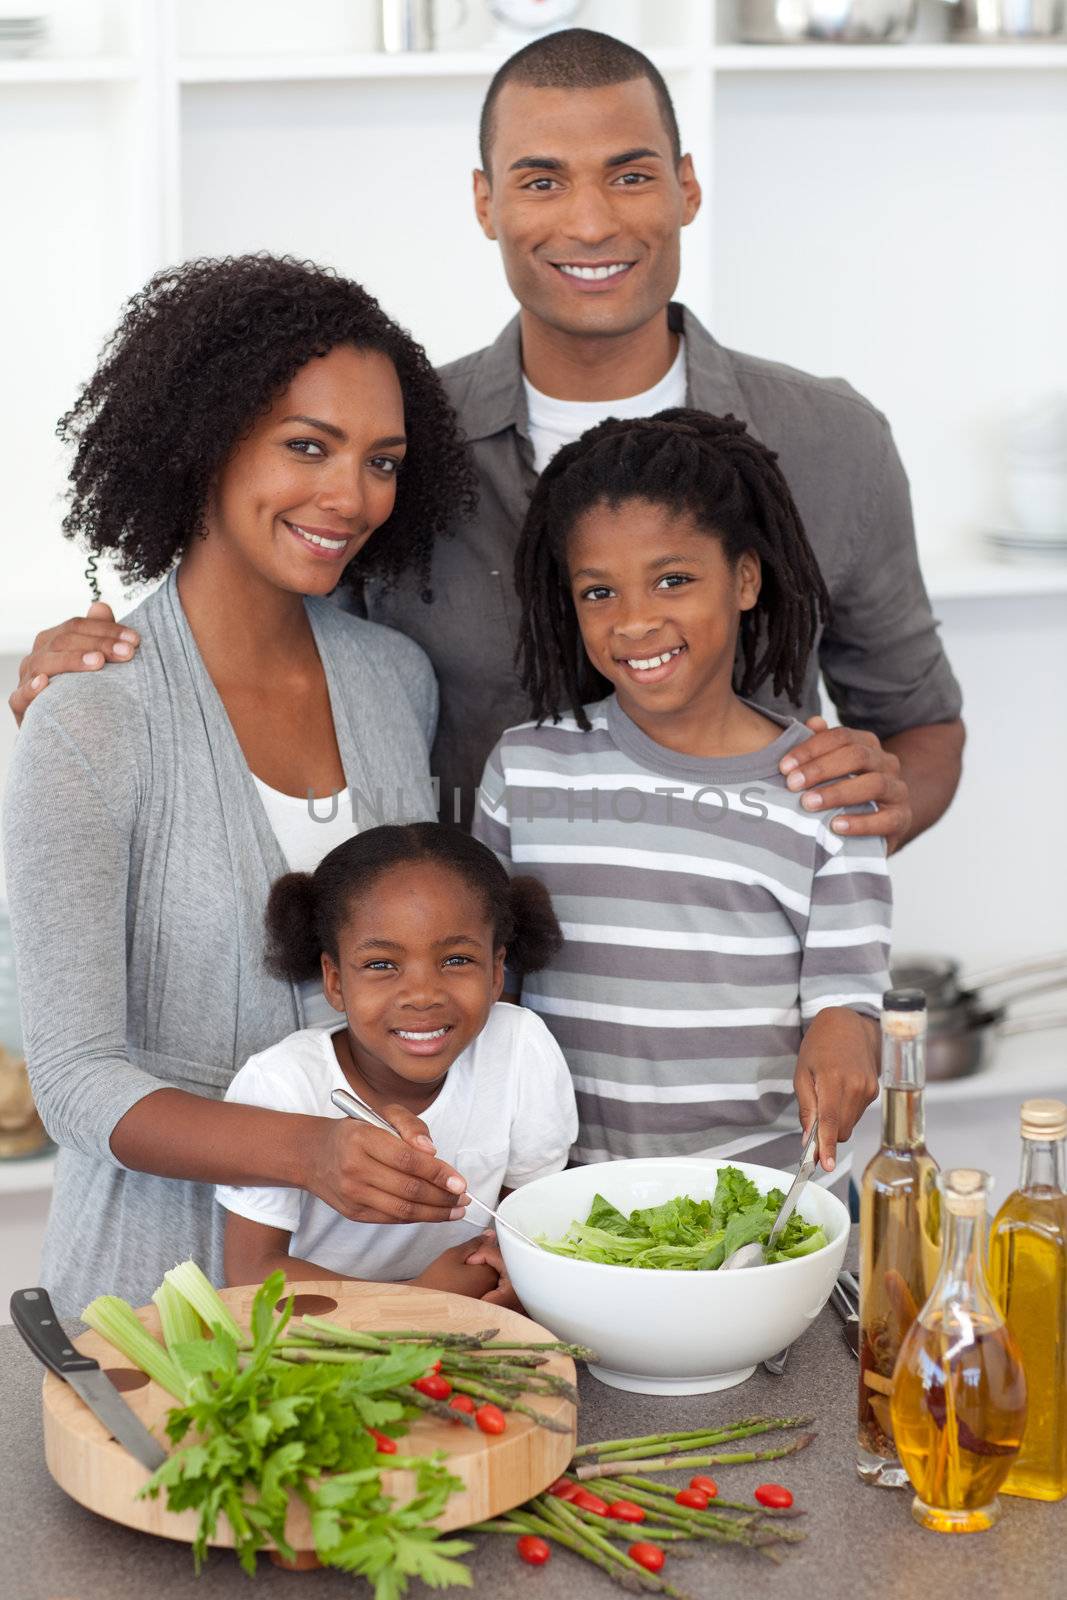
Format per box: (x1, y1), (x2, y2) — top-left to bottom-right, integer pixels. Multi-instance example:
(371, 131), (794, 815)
(882, 988), (926, 1012)
(940, 1167), (990, 1217)
(1020, 1098), (1067, 1140)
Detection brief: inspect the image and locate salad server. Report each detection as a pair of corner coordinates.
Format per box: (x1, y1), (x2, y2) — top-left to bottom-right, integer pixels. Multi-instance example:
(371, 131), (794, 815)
(721, 1119), (821, 1271)
(329, 1086), (540, 1249)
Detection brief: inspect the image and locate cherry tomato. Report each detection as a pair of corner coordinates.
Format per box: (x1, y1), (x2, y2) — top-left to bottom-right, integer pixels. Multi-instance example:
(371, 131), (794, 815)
(547, 1477), (580, 1499)
(571, 1489), (609, 1516)
(475, 1403), (507, 1435)
(689, 1475), (718, 1498)
(606, 1500), (646, 1524)
(428, 1359), (443, 1374)
(675, 1487), (710, 1510)
(413, 1374), (452, 1400)
(628, 1542), (665, 1574)
(366, 1427), (398, 1455)
(754, 1483), (793, 1509)
(449, 1393), (475, 1417)
(516, 1534), (551, 1566)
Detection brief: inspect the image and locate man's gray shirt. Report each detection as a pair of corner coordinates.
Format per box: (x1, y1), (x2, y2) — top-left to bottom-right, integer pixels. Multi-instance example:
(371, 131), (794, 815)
(364, 304), (962, 825)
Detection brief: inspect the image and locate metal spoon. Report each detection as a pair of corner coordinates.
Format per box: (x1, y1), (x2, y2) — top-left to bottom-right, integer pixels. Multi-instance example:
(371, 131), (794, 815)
(720, 1118), (821, 1271)
(329, 1086), (541, 1250)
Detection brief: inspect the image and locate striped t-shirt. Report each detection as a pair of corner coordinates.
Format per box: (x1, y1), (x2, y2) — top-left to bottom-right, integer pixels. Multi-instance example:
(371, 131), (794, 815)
(473, 696), (892, 1173)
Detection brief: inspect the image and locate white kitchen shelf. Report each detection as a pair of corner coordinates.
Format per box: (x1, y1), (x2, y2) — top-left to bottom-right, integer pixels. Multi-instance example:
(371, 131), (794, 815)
(923, 554), (1067, 602)
(0, 1150), (55, 1195)
(179, 46), (696, 84)
(0, 56), (137, 84)
(713, 42), (1067, 71)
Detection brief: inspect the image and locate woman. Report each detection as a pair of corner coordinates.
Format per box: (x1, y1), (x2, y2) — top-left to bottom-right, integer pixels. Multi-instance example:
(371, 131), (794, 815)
(3, 254), (479, 1314)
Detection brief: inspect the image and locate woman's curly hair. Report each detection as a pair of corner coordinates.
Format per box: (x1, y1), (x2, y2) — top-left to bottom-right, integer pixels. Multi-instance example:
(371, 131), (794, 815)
(57, 253), (476, 596)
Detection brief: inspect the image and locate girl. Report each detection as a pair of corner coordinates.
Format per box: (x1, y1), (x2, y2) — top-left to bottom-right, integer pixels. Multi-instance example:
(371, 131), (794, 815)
(217, 823), (577, 1303)
(3, 255), (478, 1313)
(474, 409), (891, 1188)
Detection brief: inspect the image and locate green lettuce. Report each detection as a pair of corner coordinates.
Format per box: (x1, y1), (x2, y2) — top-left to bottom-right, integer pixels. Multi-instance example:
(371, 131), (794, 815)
(540, 1165), (827, 1271)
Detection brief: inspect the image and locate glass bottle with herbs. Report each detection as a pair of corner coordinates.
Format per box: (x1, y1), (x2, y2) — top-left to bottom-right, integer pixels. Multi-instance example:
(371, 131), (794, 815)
(988, 1097), (1067, 1502)
(857, 988), (941, 1487)
(891, 1168), (1027, 1533)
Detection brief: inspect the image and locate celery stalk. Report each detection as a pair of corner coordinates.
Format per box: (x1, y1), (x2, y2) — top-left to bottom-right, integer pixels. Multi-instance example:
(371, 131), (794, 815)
(82, 1294), (187, 1400)
(153, 1280), (203, 1354)
(163, 1260), (243, 1343)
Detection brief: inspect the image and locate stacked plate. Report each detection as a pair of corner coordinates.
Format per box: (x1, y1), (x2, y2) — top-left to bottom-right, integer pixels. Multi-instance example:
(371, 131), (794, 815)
(985, 530), (1067, 563)
(0, 14), (47, 58)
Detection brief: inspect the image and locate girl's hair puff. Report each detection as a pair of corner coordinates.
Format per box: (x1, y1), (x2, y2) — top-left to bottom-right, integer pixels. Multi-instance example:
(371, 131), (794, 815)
(514, 408), (830, 729)
(264, 823), (561, 985)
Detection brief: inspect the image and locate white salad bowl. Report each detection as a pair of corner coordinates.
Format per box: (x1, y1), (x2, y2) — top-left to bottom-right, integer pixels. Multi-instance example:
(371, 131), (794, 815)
(496, 1157), (849, 1395)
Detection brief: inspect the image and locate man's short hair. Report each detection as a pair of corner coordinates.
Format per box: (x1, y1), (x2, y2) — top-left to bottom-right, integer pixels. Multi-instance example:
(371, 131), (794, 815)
(478, 28), (682, 174)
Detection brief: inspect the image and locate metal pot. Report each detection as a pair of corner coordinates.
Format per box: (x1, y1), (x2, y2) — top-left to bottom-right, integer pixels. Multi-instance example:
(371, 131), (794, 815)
(948, 1), (1066, 40)
(738, 1), (919, 43)
(889, 952), (1067, 1080)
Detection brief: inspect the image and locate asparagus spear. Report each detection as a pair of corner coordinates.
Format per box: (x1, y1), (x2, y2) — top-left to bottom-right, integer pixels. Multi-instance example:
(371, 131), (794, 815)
(574, 1415), (813, 1464)
(575, 1433), (816, 1480)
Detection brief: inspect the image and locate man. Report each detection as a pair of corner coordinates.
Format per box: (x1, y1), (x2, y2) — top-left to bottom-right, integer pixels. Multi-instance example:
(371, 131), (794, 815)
(11, 29), (963, 849)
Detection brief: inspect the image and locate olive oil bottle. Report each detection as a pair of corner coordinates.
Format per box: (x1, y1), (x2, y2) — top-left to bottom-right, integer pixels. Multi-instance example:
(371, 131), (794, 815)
(891, 1169), (1027, 1533)
(988, 1098), (1067, 1502)
(857, 988), (941, 1487)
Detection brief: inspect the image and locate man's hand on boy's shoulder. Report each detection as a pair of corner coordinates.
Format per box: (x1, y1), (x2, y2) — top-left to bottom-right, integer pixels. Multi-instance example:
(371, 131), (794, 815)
(779, 715), (909, 848)
(9, 600), (140, 726)
(779, 713), (965, 856)
(794, 1007), (880, 1174)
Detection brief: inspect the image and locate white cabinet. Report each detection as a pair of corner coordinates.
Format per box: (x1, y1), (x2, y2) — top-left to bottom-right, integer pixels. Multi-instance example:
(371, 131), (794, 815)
(2, 1), (1066, 646)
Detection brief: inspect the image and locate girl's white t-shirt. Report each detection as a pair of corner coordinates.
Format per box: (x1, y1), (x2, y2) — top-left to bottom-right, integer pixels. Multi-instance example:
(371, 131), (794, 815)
(215, 1002), (578, 1281)
(522, 337), (687, 475)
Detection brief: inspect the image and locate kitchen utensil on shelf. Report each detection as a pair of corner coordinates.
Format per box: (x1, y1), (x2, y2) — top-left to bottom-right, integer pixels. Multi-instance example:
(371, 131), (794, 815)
(329, 1086), (540, 1249)
(738, 1), (918, 43)
(889, 951), (1067, 1080)
(11, 1287), (167, 1471)
(379, 0), (467, 51)
(948, 0), (1066, 40)
(0, 14), (47, 58)
(37, 1279), (575, 1557)
(721, 1120), (821, 1271)
(496, 1155), (848, 1393)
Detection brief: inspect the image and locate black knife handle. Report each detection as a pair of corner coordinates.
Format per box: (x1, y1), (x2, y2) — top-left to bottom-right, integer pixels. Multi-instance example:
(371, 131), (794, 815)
(10, 1287), (100, 1378)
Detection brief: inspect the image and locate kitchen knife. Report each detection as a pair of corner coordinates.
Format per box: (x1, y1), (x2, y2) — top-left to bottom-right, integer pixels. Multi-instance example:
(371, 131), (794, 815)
(10, 1286), (167, 1471)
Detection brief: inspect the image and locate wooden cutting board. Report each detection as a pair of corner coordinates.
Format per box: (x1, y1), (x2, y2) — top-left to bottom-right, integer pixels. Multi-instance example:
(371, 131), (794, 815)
(42, 1278), (576, 1559)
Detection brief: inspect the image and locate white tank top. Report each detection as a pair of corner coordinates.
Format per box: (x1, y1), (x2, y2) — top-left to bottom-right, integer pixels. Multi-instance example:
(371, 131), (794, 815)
(252, 776), (357, 1029)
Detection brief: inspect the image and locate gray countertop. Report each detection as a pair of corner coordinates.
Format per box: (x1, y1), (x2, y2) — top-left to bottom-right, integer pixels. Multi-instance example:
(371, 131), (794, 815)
(4, 1309), (1062, 1600)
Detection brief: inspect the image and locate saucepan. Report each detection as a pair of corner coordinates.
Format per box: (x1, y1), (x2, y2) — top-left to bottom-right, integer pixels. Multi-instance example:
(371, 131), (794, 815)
(737, 2), (919, 43)
(889, 951), (1067, 1080)
(947, 2), (1066, 40)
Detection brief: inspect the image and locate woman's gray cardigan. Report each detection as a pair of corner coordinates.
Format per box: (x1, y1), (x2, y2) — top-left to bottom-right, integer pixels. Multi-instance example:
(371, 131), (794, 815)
(2, 571), (438, 1315)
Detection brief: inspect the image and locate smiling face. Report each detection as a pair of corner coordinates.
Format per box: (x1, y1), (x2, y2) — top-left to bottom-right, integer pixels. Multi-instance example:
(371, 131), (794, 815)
(201, 344), (406, 596)
(322, 861), (505, 1113)
(474, 78), (701, 344)
(567, 497), (761, 740)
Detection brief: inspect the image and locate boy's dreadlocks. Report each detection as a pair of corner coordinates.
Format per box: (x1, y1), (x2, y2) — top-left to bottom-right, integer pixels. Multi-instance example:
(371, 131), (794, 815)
(514, 409), (831, 729)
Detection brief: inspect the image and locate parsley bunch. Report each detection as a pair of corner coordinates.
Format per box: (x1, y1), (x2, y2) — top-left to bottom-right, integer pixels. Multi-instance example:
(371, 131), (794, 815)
(138, 1271), (472, 1598)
